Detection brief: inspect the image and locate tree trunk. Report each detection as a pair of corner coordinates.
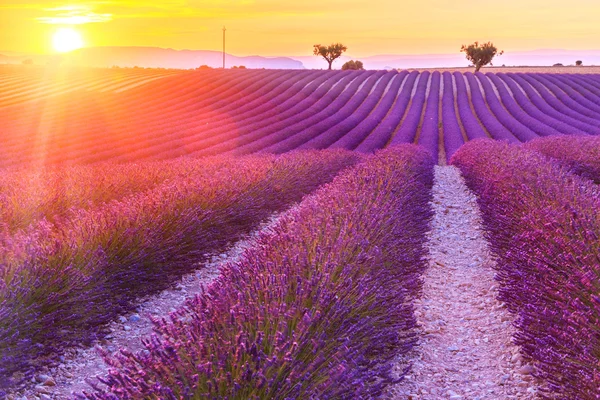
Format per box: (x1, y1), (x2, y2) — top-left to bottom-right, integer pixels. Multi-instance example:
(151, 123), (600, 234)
(328, 60), (333, 70)
(475, 62), (482, 72)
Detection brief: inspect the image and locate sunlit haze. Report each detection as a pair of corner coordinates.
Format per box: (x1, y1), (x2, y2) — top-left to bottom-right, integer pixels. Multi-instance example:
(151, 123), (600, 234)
(0, 0), (599, 57)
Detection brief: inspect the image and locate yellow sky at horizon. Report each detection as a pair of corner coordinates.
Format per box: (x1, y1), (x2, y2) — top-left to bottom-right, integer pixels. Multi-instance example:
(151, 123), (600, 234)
(1, 0), (599, 57)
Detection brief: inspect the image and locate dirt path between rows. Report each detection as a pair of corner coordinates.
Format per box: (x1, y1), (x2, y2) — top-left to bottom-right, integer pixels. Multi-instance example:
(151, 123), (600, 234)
(387, 165), (539, 399)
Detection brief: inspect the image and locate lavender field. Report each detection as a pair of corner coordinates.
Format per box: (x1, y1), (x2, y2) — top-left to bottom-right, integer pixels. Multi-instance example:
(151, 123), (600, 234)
(1, 66), (600, 399)
(2, 67), (600, 166)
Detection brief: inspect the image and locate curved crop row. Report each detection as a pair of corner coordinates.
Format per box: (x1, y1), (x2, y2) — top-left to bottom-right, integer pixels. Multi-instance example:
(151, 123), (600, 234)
(452, 139), (600, 399)
(0, 150), (360, 390)
(524, 135), (600, 183)
(1, 68), (600, 166)
(0, 158), (247, 233)
(80, 145), (434, 400)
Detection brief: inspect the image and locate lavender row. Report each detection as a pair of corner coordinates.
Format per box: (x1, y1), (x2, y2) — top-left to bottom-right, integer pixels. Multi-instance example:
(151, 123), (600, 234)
(59, 70), (295, 163)
(452, 139), (600, 399)
(417, 71), (440, 160)
(459, 72), (518, 142)
(501, 73), (598, 134)
(390, 71), (431, 145)
(537, 73), (600, 117)
(441, 71), (465, 162)
(330, 71), (408, 150)
(553, 74), (600, 109)
(103, 70), (324, 163)
(298, 71), (398, 150)
(355, 71), (419, 152)
(452, 71), (489, 141)
(153, 71), (345, 158)
(202, 71), (367, 156)
(0, 158), (239, 233)
(511, 73), (600, 133)
(490, 73), (579, 135)
(263, 71), (385, 153)
(472, 73), (538, 141)
(0, 151), (360, 392)
(524, 135), (600, 183)
(81, 145), (434, 399)
(3, 69), (267, 154)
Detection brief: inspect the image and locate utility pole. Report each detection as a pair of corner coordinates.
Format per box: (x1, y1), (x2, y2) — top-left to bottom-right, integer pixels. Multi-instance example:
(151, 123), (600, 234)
(222, 26), (226, 69)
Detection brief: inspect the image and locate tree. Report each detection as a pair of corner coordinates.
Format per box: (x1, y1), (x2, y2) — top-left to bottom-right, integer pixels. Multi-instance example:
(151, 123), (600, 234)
(576, 60), (583, 66)
(460, 41), (503, 72)
(313, 43), (347, 70)
(341, 60), (364, 70)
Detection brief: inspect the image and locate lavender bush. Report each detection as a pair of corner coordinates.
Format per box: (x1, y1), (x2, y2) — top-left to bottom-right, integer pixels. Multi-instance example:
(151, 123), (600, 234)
(0, 151), (359, 391)
(452, 139), (600, 398)
(355, 71), (419, 152)
(417, 71), (440, 160)
(81, 145), (434, 399)
(441, 71), (465, 162)
(524, 135), (600, 183)
(330, 71), (407, 150)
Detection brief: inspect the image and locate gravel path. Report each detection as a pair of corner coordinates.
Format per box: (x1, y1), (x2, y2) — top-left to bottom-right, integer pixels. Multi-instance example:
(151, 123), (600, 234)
(6, 210), (293, 400)
(387, 165), (539, 399)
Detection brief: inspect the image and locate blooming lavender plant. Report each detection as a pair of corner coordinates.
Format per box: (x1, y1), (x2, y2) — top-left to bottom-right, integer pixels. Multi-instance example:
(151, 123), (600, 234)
(461, 73), (518, 142)
(330, 71), (407, 150)
(441, 71), (465, 161)
(355, 71), (419, 153)
(390, 71), (431, 145)
(80, 145), (434, 399)
(473, 73), (538, 141)
(0, 150), (360, 391)
(299, 71), (397, 150)
(452, 139), (600, 398)
(524, 135), (600, 183)
(417, 71), (441, 160)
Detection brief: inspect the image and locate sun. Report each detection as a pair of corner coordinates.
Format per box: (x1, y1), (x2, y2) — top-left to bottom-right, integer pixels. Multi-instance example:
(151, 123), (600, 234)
(52, 28), (84, 53)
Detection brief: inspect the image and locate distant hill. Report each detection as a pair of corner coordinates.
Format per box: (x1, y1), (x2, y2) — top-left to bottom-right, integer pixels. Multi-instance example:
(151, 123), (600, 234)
(0, 47), (304, 69)
(60, 47), (305, 69)
(2, 47), (600, 70)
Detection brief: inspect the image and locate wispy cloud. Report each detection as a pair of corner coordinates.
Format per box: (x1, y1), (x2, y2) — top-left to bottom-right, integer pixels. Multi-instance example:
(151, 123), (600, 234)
(36, 4), (112, 24)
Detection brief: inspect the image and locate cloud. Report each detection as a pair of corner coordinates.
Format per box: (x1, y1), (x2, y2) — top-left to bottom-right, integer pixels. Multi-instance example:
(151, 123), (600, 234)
(36, 4), (112, 24)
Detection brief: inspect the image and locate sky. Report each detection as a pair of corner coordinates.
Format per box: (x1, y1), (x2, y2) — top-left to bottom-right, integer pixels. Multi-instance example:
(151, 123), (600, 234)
(1, 0), (599, 57)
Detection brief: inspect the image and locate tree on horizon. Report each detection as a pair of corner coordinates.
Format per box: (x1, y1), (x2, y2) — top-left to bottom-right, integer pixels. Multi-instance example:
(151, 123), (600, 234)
(313, 43), (347, 70)
(460, 41), (503, 72)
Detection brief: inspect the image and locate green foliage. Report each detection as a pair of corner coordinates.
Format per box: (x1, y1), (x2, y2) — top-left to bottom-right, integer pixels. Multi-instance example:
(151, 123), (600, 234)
(341, 60), (364, 70)
(313, 43), (348, 70)
(460, 41), (503, 72)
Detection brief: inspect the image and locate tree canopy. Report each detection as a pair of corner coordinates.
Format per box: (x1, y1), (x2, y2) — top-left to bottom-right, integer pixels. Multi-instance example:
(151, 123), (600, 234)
(460, 41), (503, 72)
(313, 43), (347, 70)
(342, 60), (364, 70)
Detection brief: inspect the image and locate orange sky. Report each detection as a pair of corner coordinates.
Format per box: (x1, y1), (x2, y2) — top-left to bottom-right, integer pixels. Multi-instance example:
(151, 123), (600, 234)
(1, 0), (599, 56)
